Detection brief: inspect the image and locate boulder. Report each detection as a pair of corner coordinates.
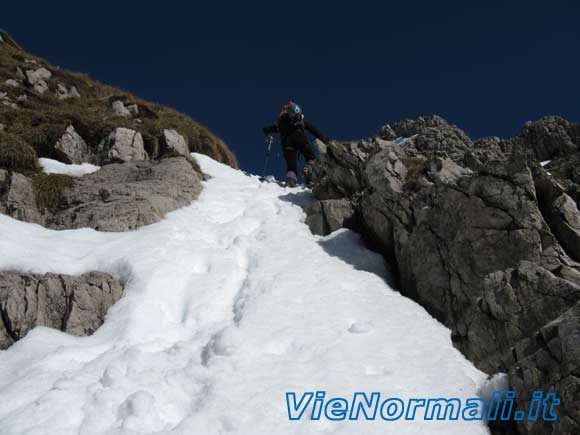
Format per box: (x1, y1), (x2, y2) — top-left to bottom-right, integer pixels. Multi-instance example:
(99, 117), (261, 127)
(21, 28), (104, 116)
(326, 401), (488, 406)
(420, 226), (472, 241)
(48, 157), (203, 231)
(5, 79), (19, 87)
(56, 83), (80, 100)
(98, 127), (148, 163)
(160, 129), (189, 156)
(0, 169), (44, 225)
(25, 67), (51, 85)
(377, 123), (397, 140)
(33, 79), (49, 94)
(127, 104), (139, 116)
(111, 100), (132, 118)
(0, 91), (18, 108)
(2, 101), (18, 109)
(305, 198), (356, 236)
(0, 271), (123, 349)
(54, 125), (90, 164)
(15, 67), (25, 80)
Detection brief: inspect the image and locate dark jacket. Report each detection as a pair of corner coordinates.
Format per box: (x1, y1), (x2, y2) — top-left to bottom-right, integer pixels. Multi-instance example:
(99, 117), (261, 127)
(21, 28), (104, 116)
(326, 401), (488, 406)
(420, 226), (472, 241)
(262, 114), (327, 150)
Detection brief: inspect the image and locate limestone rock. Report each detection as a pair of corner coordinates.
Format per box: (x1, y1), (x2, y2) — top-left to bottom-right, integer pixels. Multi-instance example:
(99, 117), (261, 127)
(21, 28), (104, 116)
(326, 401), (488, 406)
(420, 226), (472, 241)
(519, 116), (578, 161)
(54, 125), (91, 164)
(0, 271), (123, 349)
(33, 79), (49, 94)
(509, 300), (580, 435)
(127, 104), (139, 116)
(377, 123), (397, 141)
(0, 170), (44, 225)
(49, 157), (202, 231)
(56, 83), (80, 100)
(15, 67), (26, 80)
(535, 170), (580, 261)
(25, 67), (51, 85)
(160, 129), (189, 156)
(391, 115), (473, 161)
(98, 127), (148, 163)
(111, 100), (132, 118)
(305, 198), (356, 236)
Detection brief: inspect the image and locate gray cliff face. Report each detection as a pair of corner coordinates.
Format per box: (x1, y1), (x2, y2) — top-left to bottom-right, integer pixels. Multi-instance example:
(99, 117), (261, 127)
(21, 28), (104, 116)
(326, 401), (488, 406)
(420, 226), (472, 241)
(307, 115), (580, 435)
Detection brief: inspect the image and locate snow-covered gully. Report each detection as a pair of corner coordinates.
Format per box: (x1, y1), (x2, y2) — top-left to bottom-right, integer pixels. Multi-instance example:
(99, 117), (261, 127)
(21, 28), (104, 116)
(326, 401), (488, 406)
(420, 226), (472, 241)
(0, 154), (490, 434)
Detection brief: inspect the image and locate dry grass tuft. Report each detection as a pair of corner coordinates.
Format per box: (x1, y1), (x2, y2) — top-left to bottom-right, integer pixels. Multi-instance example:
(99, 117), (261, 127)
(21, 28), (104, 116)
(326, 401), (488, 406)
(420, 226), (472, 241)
(32, 173), (74, 211)
(0, 130), (40, 173)
(402, 155), (429, 192)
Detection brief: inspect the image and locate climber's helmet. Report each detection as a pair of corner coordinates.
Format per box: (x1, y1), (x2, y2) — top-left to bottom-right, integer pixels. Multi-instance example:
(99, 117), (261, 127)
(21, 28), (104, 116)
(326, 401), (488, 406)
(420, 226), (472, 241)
(283, 101), (303, 119)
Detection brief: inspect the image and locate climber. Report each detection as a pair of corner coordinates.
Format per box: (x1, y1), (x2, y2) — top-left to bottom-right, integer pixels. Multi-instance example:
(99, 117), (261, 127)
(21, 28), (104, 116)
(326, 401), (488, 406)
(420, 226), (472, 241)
(262, 101), (328, 187)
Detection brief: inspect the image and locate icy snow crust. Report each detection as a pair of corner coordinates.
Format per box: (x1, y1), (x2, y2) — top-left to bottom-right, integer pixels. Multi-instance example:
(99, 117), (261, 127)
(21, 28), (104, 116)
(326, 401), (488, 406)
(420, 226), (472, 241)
(0, 154), (489, 434)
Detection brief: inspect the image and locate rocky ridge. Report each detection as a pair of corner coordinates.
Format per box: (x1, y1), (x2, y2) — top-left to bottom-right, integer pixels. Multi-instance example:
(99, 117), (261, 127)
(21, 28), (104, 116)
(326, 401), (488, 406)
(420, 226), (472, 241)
(308, 115), (580, 435)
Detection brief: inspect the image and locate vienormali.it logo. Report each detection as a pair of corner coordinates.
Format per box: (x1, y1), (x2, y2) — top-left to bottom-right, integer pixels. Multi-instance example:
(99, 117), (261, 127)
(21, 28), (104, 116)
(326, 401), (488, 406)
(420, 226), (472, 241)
(285, 391), (559, 422)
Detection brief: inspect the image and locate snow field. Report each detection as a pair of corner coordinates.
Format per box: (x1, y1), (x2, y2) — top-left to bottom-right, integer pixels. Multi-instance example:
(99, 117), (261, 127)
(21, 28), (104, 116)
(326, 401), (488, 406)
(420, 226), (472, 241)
(0, 154), (490, 434)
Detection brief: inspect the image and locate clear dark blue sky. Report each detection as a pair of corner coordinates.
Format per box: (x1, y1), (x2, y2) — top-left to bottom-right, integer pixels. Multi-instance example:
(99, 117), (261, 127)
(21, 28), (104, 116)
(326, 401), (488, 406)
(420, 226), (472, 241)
(4, 1), (579, 176)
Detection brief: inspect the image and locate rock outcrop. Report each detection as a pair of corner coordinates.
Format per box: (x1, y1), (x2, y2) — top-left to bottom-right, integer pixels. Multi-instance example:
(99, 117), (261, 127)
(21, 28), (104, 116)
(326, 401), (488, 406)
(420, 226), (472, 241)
(519, 116), (578, 161)
(1, 156), (202, 232)
(52, 157), (203, 231)
(0, 271), (123, 349)
(308, 115), (580, 435)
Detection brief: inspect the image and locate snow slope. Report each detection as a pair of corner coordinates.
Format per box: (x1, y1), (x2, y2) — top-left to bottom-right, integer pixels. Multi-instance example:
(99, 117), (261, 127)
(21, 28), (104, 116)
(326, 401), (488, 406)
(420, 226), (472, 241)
(0, 154), (490, 435)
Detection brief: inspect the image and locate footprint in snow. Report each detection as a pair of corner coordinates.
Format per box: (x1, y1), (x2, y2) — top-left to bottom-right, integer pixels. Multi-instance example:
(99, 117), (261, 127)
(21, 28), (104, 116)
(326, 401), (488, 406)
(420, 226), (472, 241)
(348, 321), (373, 334)
(364, 364), (393, 377)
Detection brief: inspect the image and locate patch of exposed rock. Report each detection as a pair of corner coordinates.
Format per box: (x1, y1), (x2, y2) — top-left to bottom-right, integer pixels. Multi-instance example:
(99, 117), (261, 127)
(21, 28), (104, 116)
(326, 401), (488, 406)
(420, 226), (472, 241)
(97, 127), (148, 164)
(0, 156), (202, 231)
(0, 271), (123, 349)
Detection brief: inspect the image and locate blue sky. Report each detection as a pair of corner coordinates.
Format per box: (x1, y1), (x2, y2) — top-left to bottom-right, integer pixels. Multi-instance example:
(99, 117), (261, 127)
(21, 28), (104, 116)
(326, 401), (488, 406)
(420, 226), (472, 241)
(3, 1), (579, 176)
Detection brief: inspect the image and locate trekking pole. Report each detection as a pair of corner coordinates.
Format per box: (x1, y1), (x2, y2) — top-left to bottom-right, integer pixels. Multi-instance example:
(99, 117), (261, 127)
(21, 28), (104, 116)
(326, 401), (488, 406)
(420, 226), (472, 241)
(261, 135), (274, 179)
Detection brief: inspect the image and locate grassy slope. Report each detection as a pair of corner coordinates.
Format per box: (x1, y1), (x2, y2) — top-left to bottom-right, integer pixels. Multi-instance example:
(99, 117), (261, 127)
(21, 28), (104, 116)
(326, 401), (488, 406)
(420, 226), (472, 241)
(0, 32), (238, 171)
